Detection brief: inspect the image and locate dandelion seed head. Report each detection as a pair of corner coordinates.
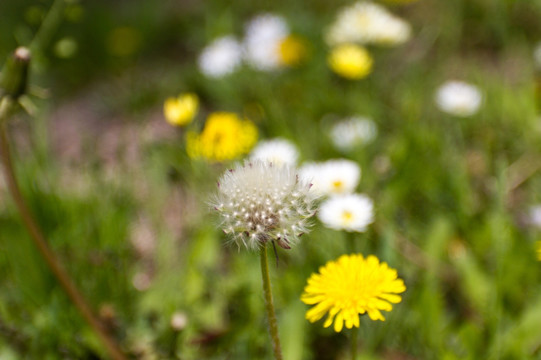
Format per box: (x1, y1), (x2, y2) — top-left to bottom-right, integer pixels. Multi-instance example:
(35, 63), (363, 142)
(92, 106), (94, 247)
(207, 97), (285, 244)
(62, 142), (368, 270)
(211, 160), (318, 250)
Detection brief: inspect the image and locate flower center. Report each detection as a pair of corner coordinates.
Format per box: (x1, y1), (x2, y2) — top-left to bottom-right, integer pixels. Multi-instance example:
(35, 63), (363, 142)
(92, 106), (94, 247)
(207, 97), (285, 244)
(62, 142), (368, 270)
(341, 210), (354, 224)
(332, 180), (344, 192)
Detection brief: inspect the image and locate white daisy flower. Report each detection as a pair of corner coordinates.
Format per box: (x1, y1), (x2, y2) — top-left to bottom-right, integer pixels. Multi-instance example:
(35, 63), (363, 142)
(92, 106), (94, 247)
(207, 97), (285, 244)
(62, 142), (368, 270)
(243, 14), (289, 70)
(250, 138), (299, 166)
(330, 116), (377, 151)
(211, 160), (317, 250)
(534, 42), (541, 69)
(318, 193), (374, 232)
(325, 1), (411, 47)
(529, 205), (541, 229)
(435, 81), (482, 117)
(198, 35), (243, 78)
(299, 159), (361, 197)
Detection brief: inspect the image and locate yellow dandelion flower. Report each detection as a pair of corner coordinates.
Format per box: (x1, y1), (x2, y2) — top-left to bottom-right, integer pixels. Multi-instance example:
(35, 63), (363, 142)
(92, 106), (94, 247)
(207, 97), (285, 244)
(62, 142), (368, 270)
(301, 254), (405, 332)
(278, 35), (307, 66)
(536, 241), (541, 261)
(186, 112), (258, 162)
(164, 93), (199, 126)
(328, 44), (373, 80)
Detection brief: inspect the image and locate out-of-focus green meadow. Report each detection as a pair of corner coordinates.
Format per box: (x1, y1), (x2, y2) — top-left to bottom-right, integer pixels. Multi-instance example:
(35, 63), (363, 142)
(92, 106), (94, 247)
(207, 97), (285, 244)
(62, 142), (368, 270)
(2, 0), (541, 359)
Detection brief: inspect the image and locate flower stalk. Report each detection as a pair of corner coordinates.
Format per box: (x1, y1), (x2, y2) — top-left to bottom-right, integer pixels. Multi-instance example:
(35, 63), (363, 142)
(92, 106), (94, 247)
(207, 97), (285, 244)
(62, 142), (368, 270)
(260, 243), (283, 360)
(351, 326), (358, 360)
(0, 47), (127, 360)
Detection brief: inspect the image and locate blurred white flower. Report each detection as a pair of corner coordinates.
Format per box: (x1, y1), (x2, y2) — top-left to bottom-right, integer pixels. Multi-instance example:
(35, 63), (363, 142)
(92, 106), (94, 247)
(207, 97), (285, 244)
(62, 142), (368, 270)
(534, 42), (541, 69)
(299, 159), (361, 197)
(198, 36), (243, 78)
(318, 193), (374, 232)
(250, 138), (299, 166)
(212, 160), (317, 250)
(170, 312), (188, 331)
(330, 116), (377, 151)
(435, 81), (482, 117)
(529, 205), (541, 229)
(243, 14), (289, 70)
(325, 1), (411, 46)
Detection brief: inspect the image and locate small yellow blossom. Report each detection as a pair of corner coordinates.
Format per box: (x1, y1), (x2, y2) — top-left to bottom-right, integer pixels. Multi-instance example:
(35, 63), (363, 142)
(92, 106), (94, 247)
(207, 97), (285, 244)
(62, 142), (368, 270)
(301, 254), (405, 332)
(278, 35), (307, 66)
(164, 93), (199, 126)
(328, 44), (373, 80)
(186, 112), (258, 162)
(537, 241), (541, 261)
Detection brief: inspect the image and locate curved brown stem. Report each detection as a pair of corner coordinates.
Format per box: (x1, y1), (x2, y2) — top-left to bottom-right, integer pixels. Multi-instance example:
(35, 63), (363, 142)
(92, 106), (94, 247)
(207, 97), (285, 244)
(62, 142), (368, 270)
(0, 122), (127, 360)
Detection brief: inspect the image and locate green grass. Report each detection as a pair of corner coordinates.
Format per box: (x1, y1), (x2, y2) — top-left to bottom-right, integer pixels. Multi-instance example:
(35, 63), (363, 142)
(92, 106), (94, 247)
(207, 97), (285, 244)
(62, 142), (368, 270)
(2, 0), (541, 359)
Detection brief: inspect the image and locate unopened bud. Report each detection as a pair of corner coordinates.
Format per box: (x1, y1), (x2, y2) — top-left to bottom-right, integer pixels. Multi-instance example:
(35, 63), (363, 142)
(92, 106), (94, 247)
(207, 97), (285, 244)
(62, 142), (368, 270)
(1, 47), (31, 99)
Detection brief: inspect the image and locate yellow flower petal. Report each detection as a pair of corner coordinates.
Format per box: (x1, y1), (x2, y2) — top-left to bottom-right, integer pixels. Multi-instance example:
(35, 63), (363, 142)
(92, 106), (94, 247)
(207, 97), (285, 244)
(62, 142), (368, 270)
(328, 44), (373, 80)
(301, 253), (405, 332)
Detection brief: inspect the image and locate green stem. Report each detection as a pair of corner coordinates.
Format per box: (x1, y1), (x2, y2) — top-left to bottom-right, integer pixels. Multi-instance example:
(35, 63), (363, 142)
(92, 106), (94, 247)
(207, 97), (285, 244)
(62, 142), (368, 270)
(30, 0), (67, 54)
(351, 326), (358, 360)
(0, 120), (128, 360)
(260, 244), (283, 360)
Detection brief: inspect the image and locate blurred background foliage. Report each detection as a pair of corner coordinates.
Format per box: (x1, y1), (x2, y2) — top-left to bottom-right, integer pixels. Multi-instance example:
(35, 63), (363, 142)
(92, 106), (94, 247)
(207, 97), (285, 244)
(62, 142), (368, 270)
(2, 0), (541, 359)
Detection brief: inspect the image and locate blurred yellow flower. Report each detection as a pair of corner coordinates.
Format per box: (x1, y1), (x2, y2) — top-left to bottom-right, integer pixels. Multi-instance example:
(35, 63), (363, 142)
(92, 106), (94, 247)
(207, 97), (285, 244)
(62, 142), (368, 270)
(186, 112), (258, 162)
(328, 44), (373, 80)
(278, 35), (307, 66)
(301, 254), (405, 332)
(537, 241), (541, 261)
(164, 93), (199, 126)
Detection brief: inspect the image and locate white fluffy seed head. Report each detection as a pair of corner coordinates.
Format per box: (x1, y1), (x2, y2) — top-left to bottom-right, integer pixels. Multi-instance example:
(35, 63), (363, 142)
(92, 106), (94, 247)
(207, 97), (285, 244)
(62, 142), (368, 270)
(318, 193), (374, 232)
(211, 160), (318, 250)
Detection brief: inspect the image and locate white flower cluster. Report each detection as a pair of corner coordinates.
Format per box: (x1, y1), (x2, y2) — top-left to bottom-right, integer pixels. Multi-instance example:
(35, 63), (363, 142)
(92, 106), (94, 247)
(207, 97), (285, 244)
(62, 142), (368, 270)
(534, 42), (541, 69)
(318, 194), (374, 232)
(325, 1), (411, 47)
(528, 205), (541, 229)
(300, 159), (361, 197)
(212, 160), (317, 250)
(243, 14), (289, 70)
(250, 138), (299, 166)
(197, 13), (291, 77)
(435, 80), (482, 117)
(299, 159), (374, 232)
(330, 116), (377, 151)
(197, 36), (243, 78)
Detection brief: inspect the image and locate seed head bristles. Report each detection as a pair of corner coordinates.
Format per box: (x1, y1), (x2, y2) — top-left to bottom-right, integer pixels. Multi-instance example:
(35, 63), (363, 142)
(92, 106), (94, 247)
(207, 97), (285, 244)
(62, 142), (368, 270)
(211, 160), (318, 250)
